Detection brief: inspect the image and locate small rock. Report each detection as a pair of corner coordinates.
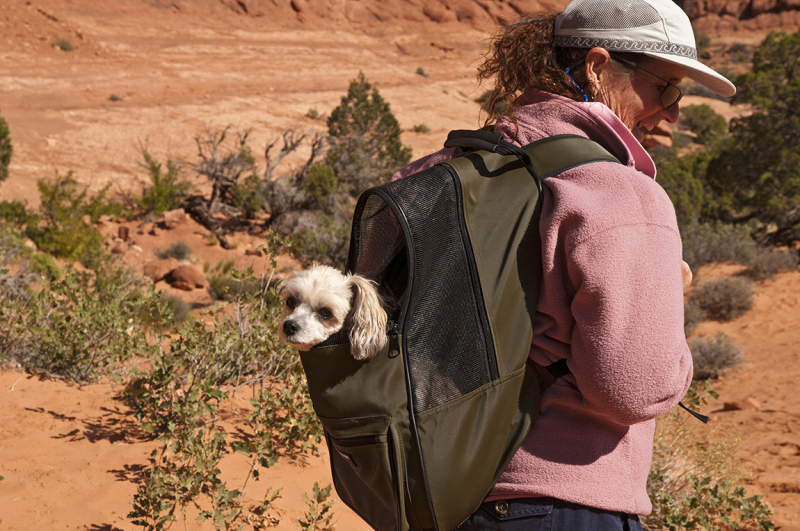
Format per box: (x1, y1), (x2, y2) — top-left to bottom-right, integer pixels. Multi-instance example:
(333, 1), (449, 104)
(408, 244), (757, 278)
(23, 239), (37, 251)
(118, 226), (130, 242)
(143, 258), (180, 283)
(245, 248), (263, 257)
(148, 225), (160, 237)
(111, 244), (126, 255)
(82, 214), (92, 226)
(131, 245), (143, 253)
(723, 397), (761, 411)
(166, 265), (206, 291)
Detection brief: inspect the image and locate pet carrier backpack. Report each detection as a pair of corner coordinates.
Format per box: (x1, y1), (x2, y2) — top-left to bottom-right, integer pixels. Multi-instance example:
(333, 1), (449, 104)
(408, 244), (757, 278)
(298, 130), (622, 531)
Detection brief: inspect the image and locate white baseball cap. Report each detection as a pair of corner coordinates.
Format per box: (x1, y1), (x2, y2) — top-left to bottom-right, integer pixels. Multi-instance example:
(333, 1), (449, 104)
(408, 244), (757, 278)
(554, 0), (736, 97)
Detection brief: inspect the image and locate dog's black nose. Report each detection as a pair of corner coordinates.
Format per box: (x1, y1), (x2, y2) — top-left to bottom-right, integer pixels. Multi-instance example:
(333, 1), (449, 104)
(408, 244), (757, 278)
(283, 320), (300, 336)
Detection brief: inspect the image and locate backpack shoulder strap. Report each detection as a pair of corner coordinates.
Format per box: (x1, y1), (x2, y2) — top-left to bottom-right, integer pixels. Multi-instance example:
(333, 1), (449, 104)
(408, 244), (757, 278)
(522, 134), (622, 179)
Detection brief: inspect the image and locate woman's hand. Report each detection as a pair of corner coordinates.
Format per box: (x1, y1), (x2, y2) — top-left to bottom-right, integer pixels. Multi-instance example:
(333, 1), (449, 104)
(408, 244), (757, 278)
(681, 260), (693, 293)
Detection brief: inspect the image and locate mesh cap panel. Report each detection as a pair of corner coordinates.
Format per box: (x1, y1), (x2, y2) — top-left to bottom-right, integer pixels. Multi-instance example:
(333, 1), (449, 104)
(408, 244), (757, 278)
(559, 0), (661, 30)
(355, 166), (493, 412)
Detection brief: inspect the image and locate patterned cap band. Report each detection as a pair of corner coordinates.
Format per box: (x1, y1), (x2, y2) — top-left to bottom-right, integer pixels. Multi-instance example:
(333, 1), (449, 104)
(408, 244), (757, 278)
(554, 35), (698, 60)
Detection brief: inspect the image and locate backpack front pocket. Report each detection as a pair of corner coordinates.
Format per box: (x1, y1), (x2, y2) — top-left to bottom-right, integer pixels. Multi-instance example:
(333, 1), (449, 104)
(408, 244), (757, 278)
(321, 415), (406, 531)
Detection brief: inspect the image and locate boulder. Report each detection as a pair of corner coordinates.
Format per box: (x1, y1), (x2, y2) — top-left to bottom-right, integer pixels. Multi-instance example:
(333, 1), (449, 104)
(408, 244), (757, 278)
(167, 265), (207, 291)
(159, 208), (188, 229)
(143, 258), (181, 283)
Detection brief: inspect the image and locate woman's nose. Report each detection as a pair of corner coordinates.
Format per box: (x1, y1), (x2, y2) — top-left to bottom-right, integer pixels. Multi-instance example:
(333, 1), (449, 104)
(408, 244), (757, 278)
(660, 102), (680, 124)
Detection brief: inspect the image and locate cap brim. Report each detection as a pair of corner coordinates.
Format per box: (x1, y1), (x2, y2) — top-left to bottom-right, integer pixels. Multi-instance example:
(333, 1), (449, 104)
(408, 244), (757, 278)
(644, 51), (736, 98)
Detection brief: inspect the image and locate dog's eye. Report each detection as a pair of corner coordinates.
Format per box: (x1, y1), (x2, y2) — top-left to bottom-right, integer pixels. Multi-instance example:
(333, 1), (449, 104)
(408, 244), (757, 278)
(318, 307), (333, 320)
(286, 296), (297, 310)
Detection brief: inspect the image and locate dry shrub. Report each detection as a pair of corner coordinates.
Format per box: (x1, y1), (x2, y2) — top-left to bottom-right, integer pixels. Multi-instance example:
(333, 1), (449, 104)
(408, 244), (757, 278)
(689, 332), (744, 380)
(745, 247), (799, 280)
(681, 222), (758, 270)
(646, 383), (777, 530)
(684, 299), (706, 337)
(689, 277), (754, 321)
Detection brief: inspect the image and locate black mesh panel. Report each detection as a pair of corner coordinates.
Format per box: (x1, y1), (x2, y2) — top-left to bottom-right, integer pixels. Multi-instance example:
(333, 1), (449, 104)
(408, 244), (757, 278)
(352, 166), (493, 413)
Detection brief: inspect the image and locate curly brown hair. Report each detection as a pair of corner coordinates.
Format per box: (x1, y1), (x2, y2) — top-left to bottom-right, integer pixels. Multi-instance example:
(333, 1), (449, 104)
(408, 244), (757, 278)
(477, 14), (590, 127)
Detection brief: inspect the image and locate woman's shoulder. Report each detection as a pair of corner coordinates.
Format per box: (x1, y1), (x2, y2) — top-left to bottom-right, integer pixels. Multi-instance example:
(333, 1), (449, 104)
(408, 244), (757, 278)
(543, 160), (679, 246)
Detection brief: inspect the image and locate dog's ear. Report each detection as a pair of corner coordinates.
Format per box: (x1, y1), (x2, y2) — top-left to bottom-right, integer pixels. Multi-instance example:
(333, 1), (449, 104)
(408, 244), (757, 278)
(347, 274), (388, 360)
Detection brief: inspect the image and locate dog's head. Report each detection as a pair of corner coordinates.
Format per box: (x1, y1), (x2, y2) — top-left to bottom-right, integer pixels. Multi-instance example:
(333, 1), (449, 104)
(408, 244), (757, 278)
(278, 264), (387, 360)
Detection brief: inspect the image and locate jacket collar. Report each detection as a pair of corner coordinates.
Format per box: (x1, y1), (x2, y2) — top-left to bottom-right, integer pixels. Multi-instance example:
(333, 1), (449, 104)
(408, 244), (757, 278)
(495, 90), (657, 180)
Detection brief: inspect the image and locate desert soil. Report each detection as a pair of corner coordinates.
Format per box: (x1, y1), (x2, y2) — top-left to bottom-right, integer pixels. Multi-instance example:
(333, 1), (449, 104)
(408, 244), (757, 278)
(1, 1), (800, 530)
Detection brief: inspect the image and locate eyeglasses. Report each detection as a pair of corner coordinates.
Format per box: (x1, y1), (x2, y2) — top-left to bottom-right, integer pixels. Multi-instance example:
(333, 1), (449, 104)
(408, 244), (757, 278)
(611, 54), (683, 110)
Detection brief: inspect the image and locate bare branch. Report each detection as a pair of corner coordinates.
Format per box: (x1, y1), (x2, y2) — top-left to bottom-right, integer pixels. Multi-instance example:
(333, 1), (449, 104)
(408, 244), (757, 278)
(264, 128), (307, 181)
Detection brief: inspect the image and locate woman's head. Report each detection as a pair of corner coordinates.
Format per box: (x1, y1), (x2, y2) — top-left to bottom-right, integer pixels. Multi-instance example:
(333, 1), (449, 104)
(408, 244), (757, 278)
(478, 0), (734, 132)
(582, 48), (687, 140)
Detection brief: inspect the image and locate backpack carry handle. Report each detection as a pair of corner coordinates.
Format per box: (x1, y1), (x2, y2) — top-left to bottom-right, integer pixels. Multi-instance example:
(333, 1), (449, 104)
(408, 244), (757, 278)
(445, 130), (543, 193)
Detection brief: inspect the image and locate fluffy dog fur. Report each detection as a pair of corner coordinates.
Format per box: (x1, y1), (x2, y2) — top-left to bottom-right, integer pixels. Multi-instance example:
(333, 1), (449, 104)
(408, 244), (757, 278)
(278, 264), (388, 360)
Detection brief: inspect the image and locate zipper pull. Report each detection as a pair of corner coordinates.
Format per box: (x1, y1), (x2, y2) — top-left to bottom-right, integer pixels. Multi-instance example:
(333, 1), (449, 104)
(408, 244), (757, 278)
(386, 321), (400, 358)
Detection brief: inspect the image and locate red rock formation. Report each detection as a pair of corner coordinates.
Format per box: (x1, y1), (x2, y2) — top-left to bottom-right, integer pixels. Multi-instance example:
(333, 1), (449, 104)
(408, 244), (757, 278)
(683, 0), (800, 34)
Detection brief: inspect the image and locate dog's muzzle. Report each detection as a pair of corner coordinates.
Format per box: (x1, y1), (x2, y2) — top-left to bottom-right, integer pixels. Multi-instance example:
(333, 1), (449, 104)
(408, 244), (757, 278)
(283, 320), (300, 337)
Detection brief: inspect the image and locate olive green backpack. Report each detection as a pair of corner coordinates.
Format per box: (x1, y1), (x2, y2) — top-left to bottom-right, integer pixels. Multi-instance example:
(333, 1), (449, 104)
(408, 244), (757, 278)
(298, 131), (621, 531)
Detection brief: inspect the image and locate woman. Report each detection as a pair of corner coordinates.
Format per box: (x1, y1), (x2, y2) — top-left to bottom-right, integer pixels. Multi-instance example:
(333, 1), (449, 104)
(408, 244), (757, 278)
(393, 0), (735, 528)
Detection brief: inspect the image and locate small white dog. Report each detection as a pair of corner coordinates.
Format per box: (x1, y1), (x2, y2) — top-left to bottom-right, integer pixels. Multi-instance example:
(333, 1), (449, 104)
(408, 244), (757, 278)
(278, 264), (388, 360)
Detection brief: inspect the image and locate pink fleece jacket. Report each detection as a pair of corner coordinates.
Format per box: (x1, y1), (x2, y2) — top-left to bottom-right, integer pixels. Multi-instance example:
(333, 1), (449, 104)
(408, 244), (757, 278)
(393, 91), (693, 515)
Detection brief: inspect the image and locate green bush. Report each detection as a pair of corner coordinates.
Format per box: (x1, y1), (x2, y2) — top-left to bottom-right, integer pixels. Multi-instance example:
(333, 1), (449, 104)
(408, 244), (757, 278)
(680, 104), (727, 145)
(301, 164), (338, 210)
(53, 37), (73, 51)
(653, 149), (710, 228)
(0, 199), (31, 227)
(292, 216), (351, 270)
(29, 252), (61, 281)
(0, 111), (12, 182)
(206, 259), (261, 302)
(2, 265), (152, 383)
(412, 124), (430, 133)
(154, 241), (191, 261)
(689, 332), (745, 380)
(703, 30), (800, 244)
(327, 72), (412, 193)
(138, 151), (190, 216)
(26, 172), (122, 268)
(232, 173), (267, 219)
(159, 293), (192, 324)
(689, 277), (755, 321)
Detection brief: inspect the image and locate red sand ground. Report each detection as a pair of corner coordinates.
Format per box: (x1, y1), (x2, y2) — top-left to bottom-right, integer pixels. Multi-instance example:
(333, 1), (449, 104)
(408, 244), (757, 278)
(2, 1), (800, 529)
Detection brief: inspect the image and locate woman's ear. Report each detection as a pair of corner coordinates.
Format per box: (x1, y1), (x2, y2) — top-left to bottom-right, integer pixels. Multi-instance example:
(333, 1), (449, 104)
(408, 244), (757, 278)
(583, 47), (613, 89)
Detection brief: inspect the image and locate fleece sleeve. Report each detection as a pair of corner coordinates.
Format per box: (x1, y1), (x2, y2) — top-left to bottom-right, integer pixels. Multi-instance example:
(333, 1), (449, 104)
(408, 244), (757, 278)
(566, 222), (694, 426)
